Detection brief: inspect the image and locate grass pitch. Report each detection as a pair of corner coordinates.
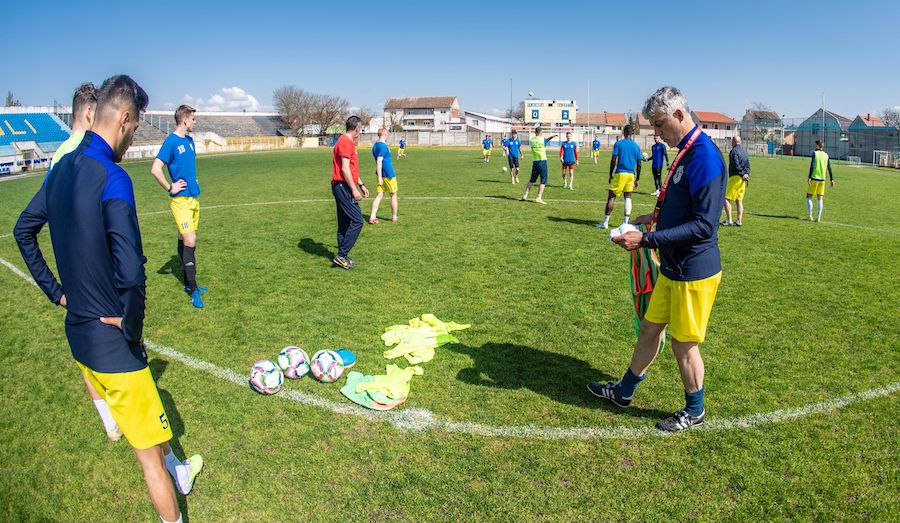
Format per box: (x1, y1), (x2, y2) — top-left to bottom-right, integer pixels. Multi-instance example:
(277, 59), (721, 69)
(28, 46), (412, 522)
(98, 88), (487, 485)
(0, 147), (898, 521)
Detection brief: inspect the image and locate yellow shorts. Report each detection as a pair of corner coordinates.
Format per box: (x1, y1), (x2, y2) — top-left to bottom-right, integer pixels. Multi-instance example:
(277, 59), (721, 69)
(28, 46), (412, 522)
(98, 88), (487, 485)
(398, 148), (405, 155)
(726, 176), (747, 200)
(807, 180), (826, 196)
(170, 196), (200, 235)
(645, 272), (722, 343)
(77, 362), (172, 449)
(377, 177), (398, 193)
(592, 150), (600, 158)
(609, 172), (636, 195)
(483, 149), (492, 156)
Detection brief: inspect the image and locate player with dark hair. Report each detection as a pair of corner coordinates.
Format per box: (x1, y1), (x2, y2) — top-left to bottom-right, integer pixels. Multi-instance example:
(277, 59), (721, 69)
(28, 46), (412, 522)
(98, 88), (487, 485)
(49, 82), (98, 171)
(598, 125), (642, 229)
(14, 75), (202, 523)
(332, 115), (368, 269)
(150, 104), (207, 308)
(560, 131), (578, 190)
(806, 140), (834, 221)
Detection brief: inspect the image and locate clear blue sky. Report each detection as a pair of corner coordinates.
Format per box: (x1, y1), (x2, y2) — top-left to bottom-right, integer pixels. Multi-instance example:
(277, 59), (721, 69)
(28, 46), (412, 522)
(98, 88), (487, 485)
(3, 0), (897, 120)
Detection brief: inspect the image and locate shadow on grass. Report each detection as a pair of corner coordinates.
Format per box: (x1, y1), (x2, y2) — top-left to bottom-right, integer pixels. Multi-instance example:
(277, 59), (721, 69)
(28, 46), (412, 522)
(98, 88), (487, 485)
(547, 216), (598, 227)
(156, 255), (184, 287)
(477, 179), (511, 184)
(297, 237), (333, 260)
(747, 212), (802, 221)
(486, 195), (523, 202)
(448, 342), (671, 420)
(149, 359), (191, 521)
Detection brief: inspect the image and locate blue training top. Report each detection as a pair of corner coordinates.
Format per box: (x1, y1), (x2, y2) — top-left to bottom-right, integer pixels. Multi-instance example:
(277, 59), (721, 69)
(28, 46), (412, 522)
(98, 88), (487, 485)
(592, 139), (601, 151)
(651, 141), (670, 170)
(644, 126), (727, 281)
(508, 138), (521, 157)
(482, 138), (493, 150)
(399, 139), (406, 148)
(612, 138), (642, 173)
(372, 141), (396, 179)
(14, 132), (148, 372)
(157, 133), (200, 198)
(561, 141), (577, 163)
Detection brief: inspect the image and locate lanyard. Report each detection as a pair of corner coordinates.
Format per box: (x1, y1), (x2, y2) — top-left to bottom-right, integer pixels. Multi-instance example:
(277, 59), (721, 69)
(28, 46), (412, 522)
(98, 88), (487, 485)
(650, 127), (702, 230)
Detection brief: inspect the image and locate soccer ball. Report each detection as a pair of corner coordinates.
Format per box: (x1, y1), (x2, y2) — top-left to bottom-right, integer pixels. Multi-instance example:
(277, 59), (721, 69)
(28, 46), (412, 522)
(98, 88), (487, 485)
(277, 346), (310, 379)
(249, 359), (284, 395)
(642, 152), (650, 161)
(310, 350), (345, 383)
(502, 166), (508, 172)
(609, 223), (639, 241)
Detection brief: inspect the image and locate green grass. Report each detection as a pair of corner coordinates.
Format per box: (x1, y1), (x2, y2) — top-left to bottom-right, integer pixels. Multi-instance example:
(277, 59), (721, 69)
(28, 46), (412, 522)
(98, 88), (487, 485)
(0, 147), (898, 521)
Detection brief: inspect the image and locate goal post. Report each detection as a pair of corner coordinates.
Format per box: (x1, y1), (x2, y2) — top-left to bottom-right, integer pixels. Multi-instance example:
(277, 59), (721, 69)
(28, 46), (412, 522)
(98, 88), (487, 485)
(873, 150), (891, 166)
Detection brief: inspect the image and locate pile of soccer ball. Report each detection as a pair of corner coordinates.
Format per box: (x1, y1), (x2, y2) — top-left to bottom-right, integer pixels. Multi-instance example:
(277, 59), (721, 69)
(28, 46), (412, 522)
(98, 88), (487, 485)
(249, 347), (346, 395)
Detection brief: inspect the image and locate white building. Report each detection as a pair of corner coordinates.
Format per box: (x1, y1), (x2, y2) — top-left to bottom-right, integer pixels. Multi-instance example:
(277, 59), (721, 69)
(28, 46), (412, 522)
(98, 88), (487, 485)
(464, 111), (512, 134)
(384, 96), (460, 132)
(691, 111), (739, 139)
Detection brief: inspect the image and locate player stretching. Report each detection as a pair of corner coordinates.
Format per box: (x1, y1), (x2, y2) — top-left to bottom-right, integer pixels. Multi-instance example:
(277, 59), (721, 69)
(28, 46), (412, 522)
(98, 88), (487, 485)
(560, 131), (578, 190)
(150, 105), (207, 308)
(521, 127), (557, 204)
(15, 75), (203, 523)
(368, 128), (399, 224)
(649, 135), (669, 196)
(598, 125), (642, 229)
(397, 138), (406, 159)
(591, 136), (601, 164)
(507, 130), (523, 183)
(806, 140), (834, 222)
(482, 134), (493, 163)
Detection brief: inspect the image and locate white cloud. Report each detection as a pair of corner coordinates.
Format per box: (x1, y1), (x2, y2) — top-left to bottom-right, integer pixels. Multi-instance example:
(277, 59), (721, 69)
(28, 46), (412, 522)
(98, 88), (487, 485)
(177, 86), (262, 112)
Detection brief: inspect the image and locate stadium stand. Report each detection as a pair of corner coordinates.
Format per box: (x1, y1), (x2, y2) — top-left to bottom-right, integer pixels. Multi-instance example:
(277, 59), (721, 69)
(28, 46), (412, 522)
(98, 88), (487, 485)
(0, 113), (70, 145)
(191, 114), (290, 137)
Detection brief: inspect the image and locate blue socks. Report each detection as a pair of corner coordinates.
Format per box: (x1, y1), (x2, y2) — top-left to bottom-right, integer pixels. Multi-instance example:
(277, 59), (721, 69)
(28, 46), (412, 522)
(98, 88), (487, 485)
(684, 388), (705, 417)
(616, 368), (645, 399)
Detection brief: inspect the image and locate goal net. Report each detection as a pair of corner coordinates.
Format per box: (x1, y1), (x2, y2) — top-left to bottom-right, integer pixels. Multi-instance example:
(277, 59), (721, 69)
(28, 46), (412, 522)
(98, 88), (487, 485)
(873, 150), (892, 167)
(847, 156), (861, 167)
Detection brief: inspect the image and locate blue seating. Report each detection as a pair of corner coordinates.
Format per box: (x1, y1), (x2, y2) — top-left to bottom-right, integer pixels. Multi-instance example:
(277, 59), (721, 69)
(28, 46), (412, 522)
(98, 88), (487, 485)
(0, 113), (71, 146)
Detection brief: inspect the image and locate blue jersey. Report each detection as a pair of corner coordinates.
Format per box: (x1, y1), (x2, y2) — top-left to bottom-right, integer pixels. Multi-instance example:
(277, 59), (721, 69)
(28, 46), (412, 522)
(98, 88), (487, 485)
(508, 138), (522, 157)
(399, 139), (406, 148)
(157, 133), (199, 198)
(651, 142), (670, 170)
(502, 138), (510, 148)
(561, 141), (577, 163)
(372, 141), (395, 179)
(643, 126), (726, 281)
(592, 140), (601, 151)
(612, 139), (642, 173)
(14, 132), (148, 372)
(482, 139), (493, 150)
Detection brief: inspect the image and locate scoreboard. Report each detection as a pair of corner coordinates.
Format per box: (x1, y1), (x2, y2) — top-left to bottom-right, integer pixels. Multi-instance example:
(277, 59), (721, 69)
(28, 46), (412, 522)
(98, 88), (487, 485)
(524, 99), (577, 125)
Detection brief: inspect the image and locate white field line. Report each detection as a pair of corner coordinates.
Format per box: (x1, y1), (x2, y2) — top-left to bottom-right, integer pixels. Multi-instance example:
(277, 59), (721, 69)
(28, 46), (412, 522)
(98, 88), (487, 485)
(1, 255), (897, 440)
(132, 197), (896, 234)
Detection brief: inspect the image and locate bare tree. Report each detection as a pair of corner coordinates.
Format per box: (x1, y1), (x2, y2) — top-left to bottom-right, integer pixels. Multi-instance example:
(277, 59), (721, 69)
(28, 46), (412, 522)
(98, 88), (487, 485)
(310, 94), (350, 135)
(273, 85), (315, 136)
(882, 107), (900, 127)
(383, 101), (403, 132)
(503, 101), (525, 123)
(5, 91), (22, 107)
(751, 101), (774, 112)
(356, 106), (377, 127)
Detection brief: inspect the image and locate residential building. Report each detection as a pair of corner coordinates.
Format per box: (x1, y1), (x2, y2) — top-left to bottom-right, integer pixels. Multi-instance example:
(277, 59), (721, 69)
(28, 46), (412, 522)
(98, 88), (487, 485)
(383, 96), (460, 132)
(691, 111), (738, 140)
(793, 109), (852, 159)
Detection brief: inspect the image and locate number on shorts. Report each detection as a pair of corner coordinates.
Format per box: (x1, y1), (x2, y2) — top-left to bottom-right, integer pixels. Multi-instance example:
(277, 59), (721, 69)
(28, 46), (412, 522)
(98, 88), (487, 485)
(159, 413), (169, 430)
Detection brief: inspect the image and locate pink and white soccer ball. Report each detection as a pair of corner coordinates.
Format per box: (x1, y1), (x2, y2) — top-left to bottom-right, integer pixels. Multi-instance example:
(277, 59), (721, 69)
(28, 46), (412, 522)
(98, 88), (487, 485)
(249, 359), (284, 394)
(277, 346), (310, 379)
(310, 350), (345, 383)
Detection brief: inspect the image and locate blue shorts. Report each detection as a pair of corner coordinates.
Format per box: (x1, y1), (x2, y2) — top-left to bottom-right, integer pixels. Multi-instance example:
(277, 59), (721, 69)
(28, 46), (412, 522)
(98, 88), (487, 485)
(508, 155), (520, 168)
(530, 160), (548, 185)
(562, 162), (575, 168)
